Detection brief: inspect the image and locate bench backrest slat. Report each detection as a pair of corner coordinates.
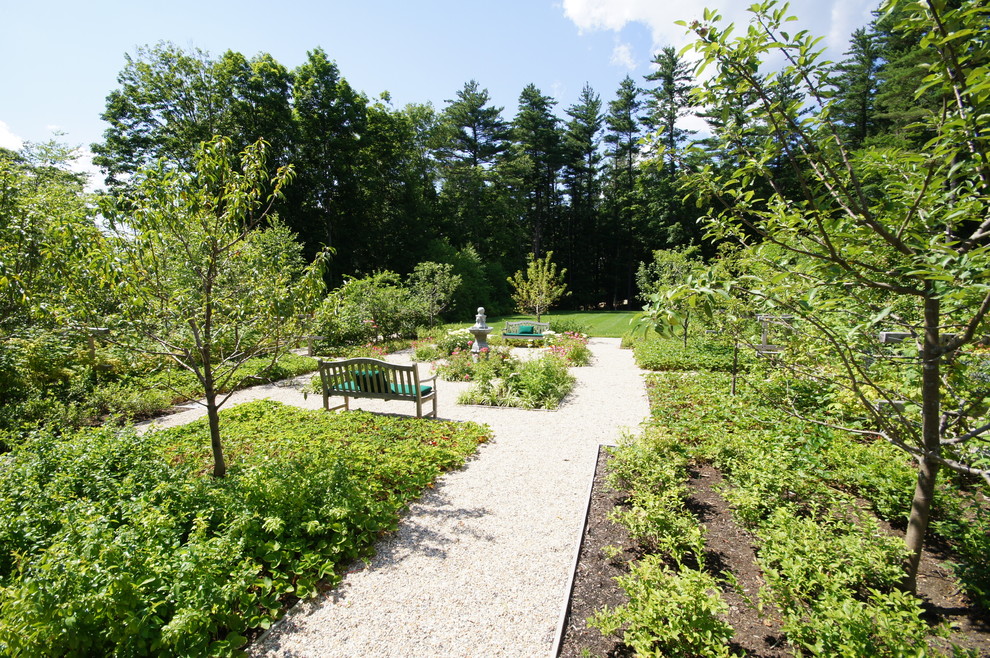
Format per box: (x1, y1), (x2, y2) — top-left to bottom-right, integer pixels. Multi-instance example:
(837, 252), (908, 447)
(318, 357), (423, 396)
(503, 320), (550, 334)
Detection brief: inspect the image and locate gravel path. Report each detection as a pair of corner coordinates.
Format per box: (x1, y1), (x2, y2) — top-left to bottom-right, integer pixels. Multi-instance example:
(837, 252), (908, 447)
(141, 338), (649, 657)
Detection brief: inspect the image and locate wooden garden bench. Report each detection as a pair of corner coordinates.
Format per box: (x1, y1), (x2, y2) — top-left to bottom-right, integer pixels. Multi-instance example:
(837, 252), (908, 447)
(502, 320), (550, 339)
(317, 357), (437, 418)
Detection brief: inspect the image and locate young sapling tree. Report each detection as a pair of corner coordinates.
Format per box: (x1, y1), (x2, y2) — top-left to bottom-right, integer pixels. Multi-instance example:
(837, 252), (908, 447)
(92, 137), (327, 477)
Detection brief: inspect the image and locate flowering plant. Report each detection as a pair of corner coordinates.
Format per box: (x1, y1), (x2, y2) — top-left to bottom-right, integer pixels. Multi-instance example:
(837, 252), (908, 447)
(545, 331), (591, 366)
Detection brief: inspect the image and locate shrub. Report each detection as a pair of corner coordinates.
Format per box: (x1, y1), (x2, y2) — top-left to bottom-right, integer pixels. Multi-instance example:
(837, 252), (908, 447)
(0, 401), (490, 656)
(436, 346), (515, 383)
(434, 328), (473, 356)
(411, 341), (444, 362)
(545, 331), (592, 366)
(634, 335), (741, 372)
(437, 348), (477, 382)
(460, 354), (574, 410)
(548, 318), (591, 335)
(591, 558), (733, 658)
(313, 272), (426, 349)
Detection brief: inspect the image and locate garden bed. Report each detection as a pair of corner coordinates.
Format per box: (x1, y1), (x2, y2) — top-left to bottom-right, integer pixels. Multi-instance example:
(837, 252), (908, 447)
(0, 401), (491, 656)
(558, 450), (990, 657)
(555, 365), (990, 657)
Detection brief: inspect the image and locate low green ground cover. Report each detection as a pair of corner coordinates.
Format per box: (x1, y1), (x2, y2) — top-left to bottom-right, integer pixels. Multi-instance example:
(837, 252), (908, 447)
(632, 333), (749, 372)
(0, 400), (489, 656)
(595, 359), (989, 655)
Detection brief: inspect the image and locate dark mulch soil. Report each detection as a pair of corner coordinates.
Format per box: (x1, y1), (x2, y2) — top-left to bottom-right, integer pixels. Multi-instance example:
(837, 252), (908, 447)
(557, 451), (990, 657)
(556, 448), (636, 658)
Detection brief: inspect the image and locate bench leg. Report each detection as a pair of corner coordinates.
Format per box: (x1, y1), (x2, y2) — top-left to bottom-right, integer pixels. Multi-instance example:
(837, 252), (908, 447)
(322, 391), (349, 413)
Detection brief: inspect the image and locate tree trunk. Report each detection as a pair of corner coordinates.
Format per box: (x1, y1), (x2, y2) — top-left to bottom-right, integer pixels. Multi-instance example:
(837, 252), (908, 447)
(206, 388), (226, 478)
(903, 290), (941, 592)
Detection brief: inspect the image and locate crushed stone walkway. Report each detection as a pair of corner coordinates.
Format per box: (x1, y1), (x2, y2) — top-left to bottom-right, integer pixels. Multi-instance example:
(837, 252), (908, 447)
(141, 338), (649, 657)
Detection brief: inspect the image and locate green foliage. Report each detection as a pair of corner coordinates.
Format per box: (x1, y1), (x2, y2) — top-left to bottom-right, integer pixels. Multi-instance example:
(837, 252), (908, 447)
(591, 558), (732, 658)
(93, 136), (327, 477)
(680, 0), (990, 589)
(544, 331), (592, 366)
(0, 325), (316, 447)
(608, 429), (703, 564)
(457, 354), (575, 410)
(436, 345), (515, 383)
(433, 328), (473, 356)
(0, 400), (489, 655)
(436, 347), (481, 382)
(411, 341), (444, 362)
(407, 261), (462, 326)
(633, 334), (742, 372)
(546, 317), (590, 335)
(313, 271), (424, 349)
(635, 246), (703, 303)
(0, 141), (97, 333)
(607, 326), (987, 650)
(507, 251), (569, 321)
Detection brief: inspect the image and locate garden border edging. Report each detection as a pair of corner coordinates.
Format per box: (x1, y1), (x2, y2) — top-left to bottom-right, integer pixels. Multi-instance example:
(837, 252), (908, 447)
(550, 442), (615, 657)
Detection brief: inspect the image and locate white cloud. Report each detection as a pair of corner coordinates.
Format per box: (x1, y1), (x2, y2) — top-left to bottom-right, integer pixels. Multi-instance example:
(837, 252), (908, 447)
(71, 147), (105, 193)
(829, 0), (876, 56)
(0, 120), (23, 150)
(610, 41), (636, 69)
(563, 0), (867, 59)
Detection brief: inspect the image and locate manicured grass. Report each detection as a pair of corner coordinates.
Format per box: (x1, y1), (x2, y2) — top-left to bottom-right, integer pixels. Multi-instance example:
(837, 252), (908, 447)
(478, 311), (639, 338)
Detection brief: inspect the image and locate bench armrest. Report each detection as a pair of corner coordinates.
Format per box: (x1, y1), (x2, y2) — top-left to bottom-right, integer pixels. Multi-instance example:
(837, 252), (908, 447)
(420, 374), (437, 385)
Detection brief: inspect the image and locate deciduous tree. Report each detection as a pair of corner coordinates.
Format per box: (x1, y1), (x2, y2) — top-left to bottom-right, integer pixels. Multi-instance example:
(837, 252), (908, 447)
(93, 137), (326, 477)
(507, 251), (569, 321)
(679, 0), (990, 591)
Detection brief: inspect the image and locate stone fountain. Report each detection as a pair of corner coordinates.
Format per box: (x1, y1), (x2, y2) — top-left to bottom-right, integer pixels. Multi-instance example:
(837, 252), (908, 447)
(469, 306), (492, 357)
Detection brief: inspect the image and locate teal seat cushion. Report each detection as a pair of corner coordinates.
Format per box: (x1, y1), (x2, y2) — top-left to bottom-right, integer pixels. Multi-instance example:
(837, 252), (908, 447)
(518, 325), (535, 335)
(332, 381), (360, 393)
(391, 384), (433, 396)
(354, 369), (388, 392)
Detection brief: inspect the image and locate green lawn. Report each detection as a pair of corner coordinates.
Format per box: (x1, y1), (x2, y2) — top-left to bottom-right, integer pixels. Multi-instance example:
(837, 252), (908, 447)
(482, 310), (639, 338)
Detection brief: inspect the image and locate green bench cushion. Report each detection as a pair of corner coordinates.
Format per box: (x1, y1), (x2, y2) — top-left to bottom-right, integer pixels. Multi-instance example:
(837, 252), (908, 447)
(390, 384), (433, 396)
(518, 324), (535, 334)
(334, 380), (432, 397)
(354, 369), (388, 392)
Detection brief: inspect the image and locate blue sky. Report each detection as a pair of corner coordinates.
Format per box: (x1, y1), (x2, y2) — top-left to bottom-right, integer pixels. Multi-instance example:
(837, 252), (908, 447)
(0, 0), (874, 178)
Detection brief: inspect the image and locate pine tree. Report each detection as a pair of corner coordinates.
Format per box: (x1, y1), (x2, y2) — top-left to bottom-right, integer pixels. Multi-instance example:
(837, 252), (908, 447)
(508, 84), (565, 258)
(434, 81), (517, 262)
(831, 27), (882, 150)
(602, 76), (643, 306)
(562, 84), (604, 304)
(642, 46), (695, 173)
(437, 80), (509, 168)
